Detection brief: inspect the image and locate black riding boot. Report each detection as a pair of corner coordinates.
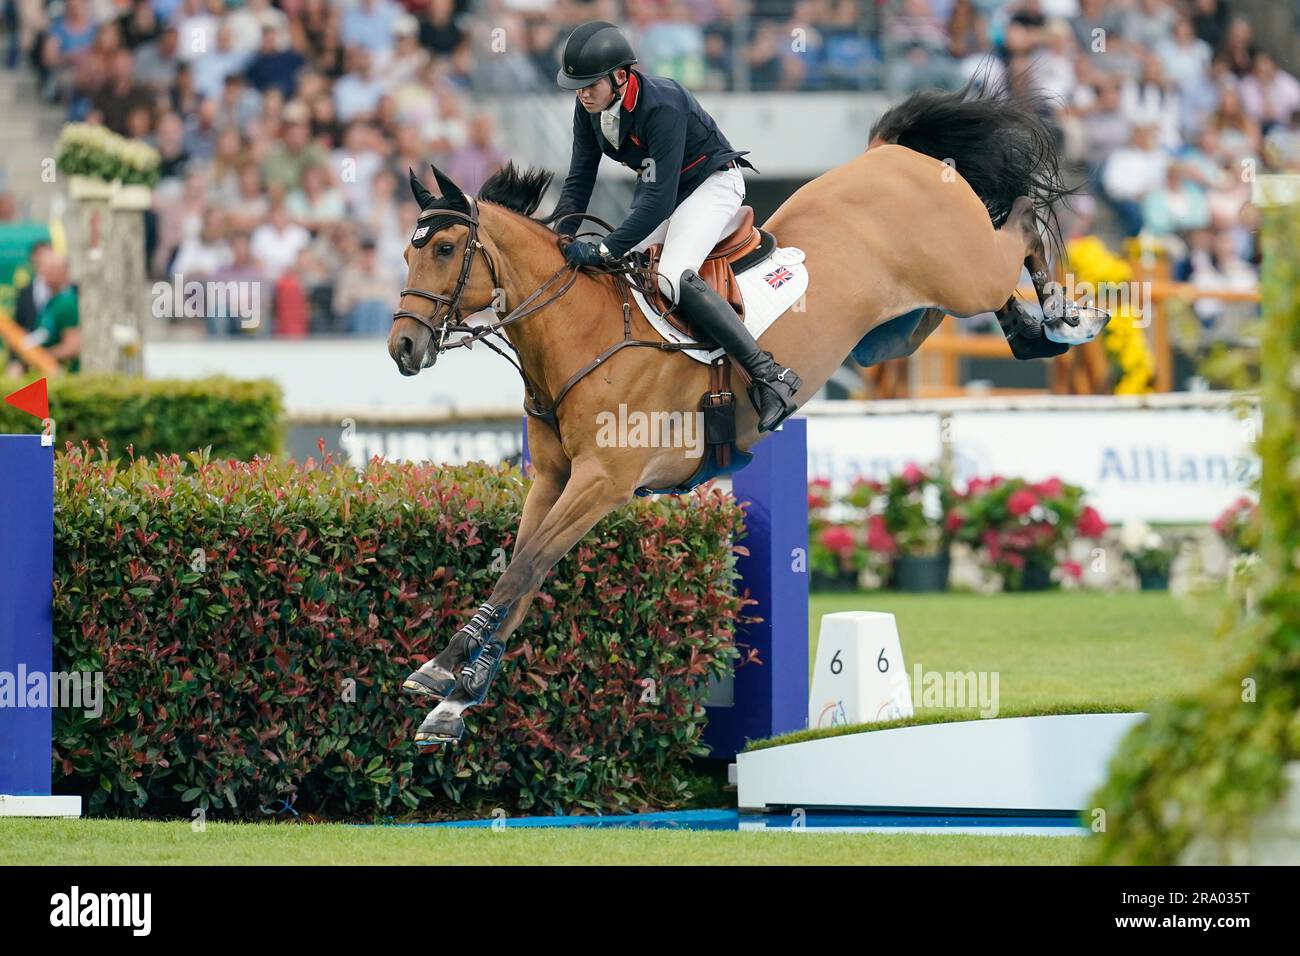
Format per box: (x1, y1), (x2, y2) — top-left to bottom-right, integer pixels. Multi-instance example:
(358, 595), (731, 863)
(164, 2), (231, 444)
(676, 268), (802, 432)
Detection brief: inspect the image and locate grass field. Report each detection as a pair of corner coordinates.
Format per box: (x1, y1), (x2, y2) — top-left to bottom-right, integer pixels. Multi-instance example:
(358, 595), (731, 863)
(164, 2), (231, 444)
(0, 590), (1227, 866)
(0, 818), (1087, 865)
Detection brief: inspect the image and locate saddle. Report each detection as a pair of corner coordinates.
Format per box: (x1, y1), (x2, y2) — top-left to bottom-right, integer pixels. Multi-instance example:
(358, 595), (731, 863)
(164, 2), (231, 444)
(626, 207), (778, 497)
(641, 206), (776, 333)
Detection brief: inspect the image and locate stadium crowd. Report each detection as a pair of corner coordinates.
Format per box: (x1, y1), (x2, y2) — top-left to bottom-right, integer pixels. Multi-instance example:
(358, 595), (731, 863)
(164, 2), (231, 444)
(2, 0), (1293, 343)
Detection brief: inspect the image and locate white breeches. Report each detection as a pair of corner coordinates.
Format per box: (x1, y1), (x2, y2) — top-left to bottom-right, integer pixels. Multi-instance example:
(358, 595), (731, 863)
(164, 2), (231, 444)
(632, 165), (747, 304)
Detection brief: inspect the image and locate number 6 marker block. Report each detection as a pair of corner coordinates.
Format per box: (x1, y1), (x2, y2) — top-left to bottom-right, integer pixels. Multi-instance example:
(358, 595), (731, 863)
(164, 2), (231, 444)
(808, 612), (914, 729)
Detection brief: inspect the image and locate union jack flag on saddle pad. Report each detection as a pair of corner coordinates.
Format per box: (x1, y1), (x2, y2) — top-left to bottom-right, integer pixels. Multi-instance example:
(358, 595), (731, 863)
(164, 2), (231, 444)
(764, 266), (795, 288)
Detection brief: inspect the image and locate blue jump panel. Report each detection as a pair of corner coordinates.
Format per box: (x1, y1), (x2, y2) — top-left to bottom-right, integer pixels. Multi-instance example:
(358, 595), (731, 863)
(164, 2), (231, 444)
(0, 435), (56, 796)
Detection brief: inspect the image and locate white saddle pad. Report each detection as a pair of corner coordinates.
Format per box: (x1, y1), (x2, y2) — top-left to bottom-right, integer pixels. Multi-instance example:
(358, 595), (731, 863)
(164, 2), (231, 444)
(630, 246), (811, 365)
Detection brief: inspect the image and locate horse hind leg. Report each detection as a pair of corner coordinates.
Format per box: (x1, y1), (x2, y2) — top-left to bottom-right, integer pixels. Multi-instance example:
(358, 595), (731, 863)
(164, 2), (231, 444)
(999, 196), (1109, 348)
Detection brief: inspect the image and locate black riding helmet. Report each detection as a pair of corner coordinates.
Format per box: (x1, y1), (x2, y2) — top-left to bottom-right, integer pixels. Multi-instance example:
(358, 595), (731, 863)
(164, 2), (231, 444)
(556, 20), (636, 91)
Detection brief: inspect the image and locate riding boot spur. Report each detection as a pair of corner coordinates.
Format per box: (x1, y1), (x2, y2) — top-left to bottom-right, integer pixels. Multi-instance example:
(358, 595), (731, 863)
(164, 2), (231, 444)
(676, 268), (802, 432)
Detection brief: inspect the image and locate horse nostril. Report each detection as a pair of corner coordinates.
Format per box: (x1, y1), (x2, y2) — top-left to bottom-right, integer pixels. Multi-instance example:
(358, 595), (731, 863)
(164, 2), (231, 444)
(400, 336), (413, 358)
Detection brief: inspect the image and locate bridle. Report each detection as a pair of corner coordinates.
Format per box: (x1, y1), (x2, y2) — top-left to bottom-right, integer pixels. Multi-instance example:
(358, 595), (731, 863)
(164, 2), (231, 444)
(391, 199), (706, 432)
(392, 194), (503, 352)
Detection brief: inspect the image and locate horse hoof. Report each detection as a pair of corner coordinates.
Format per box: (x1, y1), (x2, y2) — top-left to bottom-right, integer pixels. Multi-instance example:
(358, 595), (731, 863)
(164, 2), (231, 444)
(1045, 306), (1110, 345)
(415, 712), (465, 746)
(402, 662), (458, 701)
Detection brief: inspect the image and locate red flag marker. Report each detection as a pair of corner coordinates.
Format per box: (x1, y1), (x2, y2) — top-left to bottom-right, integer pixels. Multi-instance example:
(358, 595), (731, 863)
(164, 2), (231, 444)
(3, 378), (49, 421)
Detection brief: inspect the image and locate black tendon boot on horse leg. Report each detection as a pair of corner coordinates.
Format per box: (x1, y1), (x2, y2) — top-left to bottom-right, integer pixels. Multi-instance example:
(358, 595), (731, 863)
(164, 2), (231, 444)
(415, 635), (509, 746)
(402, 602), (506, 702)
(676, 268), (802, 432)
(995, 297), (1069, 360)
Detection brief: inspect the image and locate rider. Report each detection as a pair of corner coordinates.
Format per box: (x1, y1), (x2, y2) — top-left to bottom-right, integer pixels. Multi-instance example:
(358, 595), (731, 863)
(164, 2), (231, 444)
(550, 20), (802, 433)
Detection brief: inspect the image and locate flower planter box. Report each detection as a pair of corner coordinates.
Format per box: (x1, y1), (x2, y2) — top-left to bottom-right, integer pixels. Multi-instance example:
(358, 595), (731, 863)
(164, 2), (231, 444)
(1005, 558), (1054, 592)
(811, 570), (859, 593)
(892, 552), (950, 592)
(1137, 569), (1169, 591)
(67, 174), (115, 201)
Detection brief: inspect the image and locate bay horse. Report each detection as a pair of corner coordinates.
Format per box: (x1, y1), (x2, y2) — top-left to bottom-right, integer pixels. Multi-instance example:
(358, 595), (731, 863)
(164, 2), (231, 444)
(388, 82), (1103, 745)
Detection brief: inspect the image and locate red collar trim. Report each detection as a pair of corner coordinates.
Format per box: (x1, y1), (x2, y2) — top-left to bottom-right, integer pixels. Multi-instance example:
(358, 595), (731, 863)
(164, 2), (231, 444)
(621, 71), (640, 112)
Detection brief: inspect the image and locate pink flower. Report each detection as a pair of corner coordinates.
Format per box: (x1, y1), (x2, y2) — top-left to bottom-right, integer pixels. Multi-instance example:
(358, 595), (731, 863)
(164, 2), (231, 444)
(1061, 560), (1083, 579)
(1003, 552), (1025, 570)
(865, 514), (896, 554)
(808, 477), (832, 511)
(900, 462), (925, 487)
(1077, 505), (1108, 538)
(1007, 488), (1039, 517)
(945, 510), (965, 534)
(819, 525), (855, 556)
(1032, 477), (1063, 499)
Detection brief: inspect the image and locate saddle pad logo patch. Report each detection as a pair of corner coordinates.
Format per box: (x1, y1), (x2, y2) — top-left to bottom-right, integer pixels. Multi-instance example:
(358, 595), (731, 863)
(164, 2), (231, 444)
(764, 266), (794, 289)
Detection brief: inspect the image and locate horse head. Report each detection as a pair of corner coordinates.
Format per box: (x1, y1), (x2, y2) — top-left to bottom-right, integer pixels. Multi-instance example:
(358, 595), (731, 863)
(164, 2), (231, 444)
(389, 165), (501, 376)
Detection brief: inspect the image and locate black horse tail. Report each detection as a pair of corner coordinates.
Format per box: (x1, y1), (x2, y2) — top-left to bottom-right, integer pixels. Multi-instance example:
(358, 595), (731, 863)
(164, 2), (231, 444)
(869, 74), (1076, 262)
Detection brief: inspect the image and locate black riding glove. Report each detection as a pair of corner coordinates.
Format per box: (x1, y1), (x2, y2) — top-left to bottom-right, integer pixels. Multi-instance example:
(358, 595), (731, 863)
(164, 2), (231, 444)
(565, 240), (612, 268)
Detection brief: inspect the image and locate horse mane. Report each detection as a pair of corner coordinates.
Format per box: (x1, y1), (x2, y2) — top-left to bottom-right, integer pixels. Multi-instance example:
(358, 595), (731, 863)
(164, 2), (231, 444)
(478, 162), (555, 220)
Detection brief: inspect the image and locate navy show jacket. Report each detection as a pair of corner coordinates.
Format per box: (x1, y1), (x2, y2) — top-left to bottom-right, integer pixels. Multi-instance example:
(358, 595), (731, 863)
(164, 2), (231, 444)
(550, 68), (755, 258)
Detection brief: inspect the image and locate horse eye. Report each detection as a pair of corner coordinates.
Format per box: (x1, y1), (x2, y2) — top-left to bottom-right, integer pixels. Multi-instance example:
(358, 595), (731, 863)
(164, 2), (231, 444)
(437, 242), (454, 257)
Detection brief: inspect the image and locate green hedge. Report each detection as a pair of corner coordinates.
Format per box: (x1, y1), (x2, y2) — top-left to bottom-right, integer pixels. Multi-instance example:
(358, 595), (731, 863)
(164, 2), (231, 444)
(0, 375), (283, 460)
(52, 444), (748, 820)
(1089, 207), (1299, 863)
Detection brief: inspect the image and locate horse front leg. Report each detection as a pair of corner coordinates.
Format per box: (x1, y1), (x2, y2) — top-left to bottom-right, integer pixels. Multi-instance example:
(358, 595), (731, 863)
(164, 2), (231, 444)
(414, 460), (634, 746)
(401, 466), (567, 701)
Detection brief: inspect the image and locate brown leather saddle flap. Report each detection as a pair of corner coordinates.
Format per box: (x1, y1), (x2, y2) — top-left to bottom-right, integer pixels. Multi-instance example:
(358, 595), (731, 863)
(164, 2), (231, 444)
(645, 206), (761, 335)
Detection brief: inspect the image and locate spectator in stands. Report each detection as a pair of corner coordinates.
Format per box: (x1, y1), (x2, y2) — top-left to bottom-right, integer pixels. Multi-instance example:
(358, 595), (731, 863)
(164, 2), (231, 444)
(1100, 122), (1168, 236)
(886, 0), (959, 93)
(34, 253), (80, 373)
(134, 25), (180, 92)
(1078, 75), (1132, 171)
(250, 197), (311, 279)
(342, 0), (401, 56)
(12, 240), (52, 335)
(40, 0), (99, 101)
(226, 162), (270, 232)
(1219, 17), (1256, 79)
(333, 46), (385, 122)
(1156, 16), (1210, 93)
(244, 24), (304, 99)
(171, 207), (232, 277)
(333, 238), (396, 335)
(90, 48), (153, 135)
(174, 0), (221, 65)
(227, 0), (290, 56)
(182, 95), (222, 160)
(215, 72), (261, 132)
(152, 110), (192, 180)
(262, 101), (326, 189)
(947, 0), (994, 85)
(1209, 83), (1261, 163)
(1239, 53), (1300, 133)
(208, 230), (267, 335)
(286, 161), (346, 230)
(192, 22), (251, 101)
(1141, 164), (1209, 236)
(443, 113), (507, 196)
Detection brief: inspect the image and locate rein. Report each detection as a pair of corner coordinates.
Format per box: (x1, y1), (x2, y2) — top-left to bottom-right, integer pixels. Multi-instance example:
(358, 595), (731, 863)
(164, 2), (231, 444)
(393, 206), (711, 433)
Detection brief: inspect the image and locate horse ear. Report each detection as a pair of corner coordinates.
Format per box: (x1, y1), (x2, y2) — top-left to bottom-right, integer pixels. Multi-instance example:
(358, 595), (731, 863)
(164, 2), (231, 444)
(409, 168), (435, 209)
(430, 164), (467, 210)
